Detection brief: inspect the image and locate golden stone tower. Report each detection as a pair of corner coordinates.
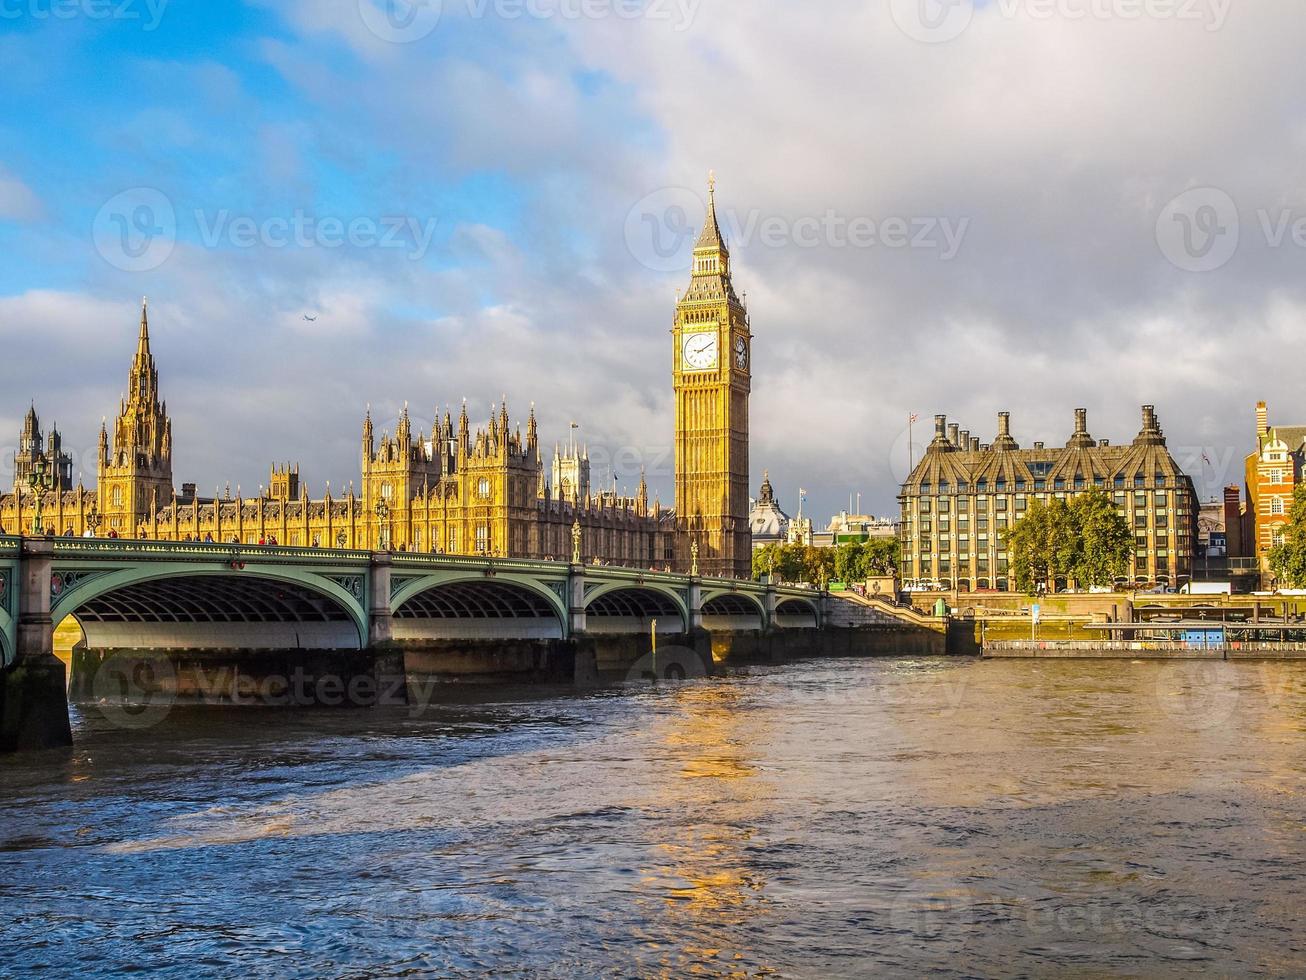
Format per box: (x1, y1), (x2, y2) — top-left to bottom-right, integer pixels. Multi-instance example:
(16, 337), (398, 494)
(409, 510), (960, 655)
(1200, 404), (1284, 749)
(673, 175), (752, 578)
(98, 299), (174, 536)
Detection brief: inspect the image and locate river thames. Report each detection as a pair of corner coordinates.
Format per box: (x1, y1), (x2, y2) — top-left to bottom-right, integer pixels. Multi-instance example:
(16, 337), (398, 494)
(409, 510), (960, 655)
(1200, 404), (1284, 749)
(2, 657), (1304, 977)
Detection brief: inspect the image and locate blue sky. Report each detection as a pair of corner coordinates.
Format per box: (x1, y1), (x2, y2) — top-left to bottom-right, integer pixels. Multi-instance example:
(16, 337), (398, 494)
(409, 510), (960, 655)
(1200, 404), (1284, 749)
(1, 0), (1304, 522)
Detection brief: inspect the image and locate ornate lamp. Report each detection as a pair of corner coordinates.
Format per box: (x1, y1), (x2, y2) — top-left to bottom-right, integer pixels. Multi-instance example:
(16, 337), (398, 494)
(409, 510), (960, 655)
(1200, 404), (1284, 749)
(27, 456), (55, 537)
(376, 499), (391, 551)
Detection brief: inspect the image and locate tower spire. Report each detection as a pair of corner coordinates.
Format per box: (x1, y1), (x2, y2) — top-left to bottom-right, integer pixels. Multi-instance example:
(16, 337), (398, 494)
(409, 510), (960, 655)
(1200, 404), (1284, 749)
(138, 297), (150, 353)
(696, 170), (724, 251)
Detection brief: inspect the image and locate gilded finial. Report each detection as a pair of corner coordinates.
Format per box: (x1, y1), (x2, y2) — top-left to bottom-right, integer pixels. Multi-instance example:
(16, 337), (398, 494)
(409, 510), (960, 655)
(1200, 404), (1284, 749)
(707, 169), (716, 200)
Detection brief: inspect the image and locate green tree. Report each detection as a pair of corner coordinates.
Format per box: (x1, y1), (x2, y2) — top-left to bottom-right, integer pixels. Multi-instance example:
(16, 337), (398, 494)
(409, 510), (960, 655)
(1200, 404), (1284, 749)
(756, 539), (897, 588)
(801, 546), (835, 587)
(1004, 497), (1076, 595)
(861, 536), (901, 576)
(1269, 484), (1306, 586)
(834, 542), (865, 583)
(752, 542), (806, 584)
(1068, 488), (1132, 588)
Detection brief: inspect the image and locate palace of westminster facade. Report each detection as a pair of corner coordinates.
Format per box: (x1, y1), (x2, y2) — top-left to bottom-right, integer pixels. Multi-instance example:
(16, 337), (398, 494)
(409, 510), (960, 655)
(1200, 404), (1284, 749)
(0, 181), (755, 579)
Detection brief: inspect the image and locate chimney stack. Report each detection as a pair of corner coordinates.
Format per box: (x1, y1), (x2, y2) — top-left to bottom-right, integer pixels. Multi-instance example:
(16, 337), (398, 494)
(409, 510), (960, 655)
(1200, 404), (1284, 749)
(1067, 407), (1096, 449)
(930, 415), (953, 450)
(948, 423), (960, 447)
(1257, 401), (1269, 437)
(994, 412), (1018, 451)
(1134, 405), (1165, 447)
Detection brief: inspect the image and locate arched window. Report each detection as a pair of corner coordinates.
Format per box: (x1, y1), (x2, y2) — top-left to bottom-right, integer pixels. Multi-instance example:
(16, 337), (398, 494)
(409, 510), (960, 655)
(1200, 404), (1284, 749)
(111, 486), (123, 507)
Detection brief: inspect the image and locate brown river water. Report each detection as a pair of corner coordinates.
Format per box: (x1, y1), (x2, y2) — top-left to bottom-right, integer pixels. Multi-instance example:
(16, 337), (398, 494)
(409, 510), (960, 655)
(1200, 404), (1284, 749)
(2, 656), (1305, 977)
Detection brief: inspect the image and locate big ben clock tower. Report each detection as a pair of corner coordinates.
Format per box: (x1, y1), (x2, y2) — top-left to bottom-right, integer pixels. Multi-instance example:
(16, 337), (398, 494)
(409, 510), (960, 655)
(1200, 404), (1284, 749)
(673, 173), (752, 578)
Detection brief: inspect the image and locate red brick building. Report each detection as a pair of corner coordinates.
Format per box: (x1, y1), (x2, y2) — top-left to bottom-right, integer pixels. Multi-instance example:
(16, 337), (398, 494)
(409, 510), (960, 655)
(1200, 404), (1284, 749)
(1243, 401), (1306, 582)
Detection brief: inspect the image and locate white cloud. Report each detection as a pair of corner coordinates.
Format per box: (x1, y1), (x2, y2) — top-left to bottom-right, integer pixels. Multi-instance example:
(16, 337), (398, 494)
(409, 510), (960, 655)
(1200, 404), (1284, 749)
(0, 167), (43, 222)
(6, 0), (1306, 524)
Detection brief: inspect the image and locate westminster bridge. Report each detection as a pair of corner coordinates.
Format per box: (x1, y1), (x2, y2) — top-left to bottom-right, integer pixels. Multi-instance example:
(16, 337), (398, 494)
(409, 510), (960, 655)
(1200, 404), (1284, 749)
(0, 536), (944, 751)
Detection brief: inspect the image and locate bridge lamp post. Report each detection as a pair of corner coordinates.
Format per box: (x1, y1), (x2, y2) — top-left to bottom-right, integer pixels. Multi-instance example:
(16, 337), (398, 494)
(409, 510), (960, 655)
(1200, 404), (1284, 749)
(86, 506), (102, 538)
(26, 456), (55, 537)
(376, 499), (391, 552)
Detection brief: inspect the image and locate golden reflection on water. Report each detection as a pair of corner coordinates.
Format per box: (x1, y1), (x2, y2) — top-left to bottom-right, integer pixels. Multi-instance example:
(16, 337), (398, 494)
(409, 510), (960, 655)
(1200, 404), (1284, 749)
(635, 681), (776, 976)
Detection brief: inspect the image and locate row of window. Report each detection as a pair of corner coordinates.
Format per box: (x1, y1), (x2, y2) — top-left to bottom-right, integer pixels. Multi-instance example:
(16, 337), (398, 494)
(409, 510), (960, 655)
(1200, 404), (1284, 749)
(917, 474), (1176, 494)
(912, 490), (1183, 513)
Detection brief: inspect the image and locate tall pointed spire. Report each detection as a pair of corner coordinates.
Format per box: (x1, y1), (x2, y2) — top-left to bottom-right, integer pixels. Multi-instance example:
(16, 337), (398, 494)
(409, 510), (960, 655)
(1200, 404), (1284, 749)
(138, 296), (150, 352)
(695, 170), (724, 250)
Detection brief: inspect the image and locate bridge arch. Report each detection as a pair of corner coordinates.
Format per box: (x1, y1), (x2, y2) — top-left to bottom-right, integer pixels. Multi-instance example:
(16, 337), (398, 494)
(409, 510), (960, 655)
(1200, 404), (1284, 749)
(584, 582), (688, 634)
(51, 565), (368, 650)
(391, 573), (568, 640)
(775, 596), (820, 628)
(701, 590), (766, 631)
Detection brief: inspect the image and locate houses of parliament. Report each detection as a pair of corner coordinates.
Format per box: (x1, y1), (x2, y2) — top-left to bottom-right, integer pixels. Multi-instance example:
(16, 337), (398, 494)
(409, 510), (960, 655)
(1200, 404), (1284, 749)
(0, 180), (754, 578)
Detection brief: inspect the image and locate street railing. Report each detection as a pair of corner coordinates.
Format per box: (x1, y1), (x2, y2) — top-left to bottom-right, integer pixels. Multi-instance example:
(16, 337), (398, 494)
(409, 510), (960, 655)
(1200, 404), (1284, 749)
(990, 639), (1306, 653)
(6, 535), (806, 604)
(50, 537), (375, 564)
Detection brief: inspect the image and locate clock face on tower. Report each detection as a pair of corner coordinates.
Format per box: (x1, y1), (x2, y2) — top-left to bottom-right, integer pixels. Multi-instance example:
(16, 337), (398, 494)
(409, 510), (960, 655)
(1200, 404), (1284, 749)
(682, 331), (719, 371)
(734, 336), (748, 369)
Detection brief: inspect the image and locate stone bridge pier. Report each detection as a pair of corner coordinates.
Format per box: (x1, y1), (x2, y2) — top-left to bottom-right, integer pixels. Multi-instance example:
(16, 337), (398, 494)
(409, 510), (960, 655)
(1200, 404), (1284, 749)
(0, 540), (73, 752)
